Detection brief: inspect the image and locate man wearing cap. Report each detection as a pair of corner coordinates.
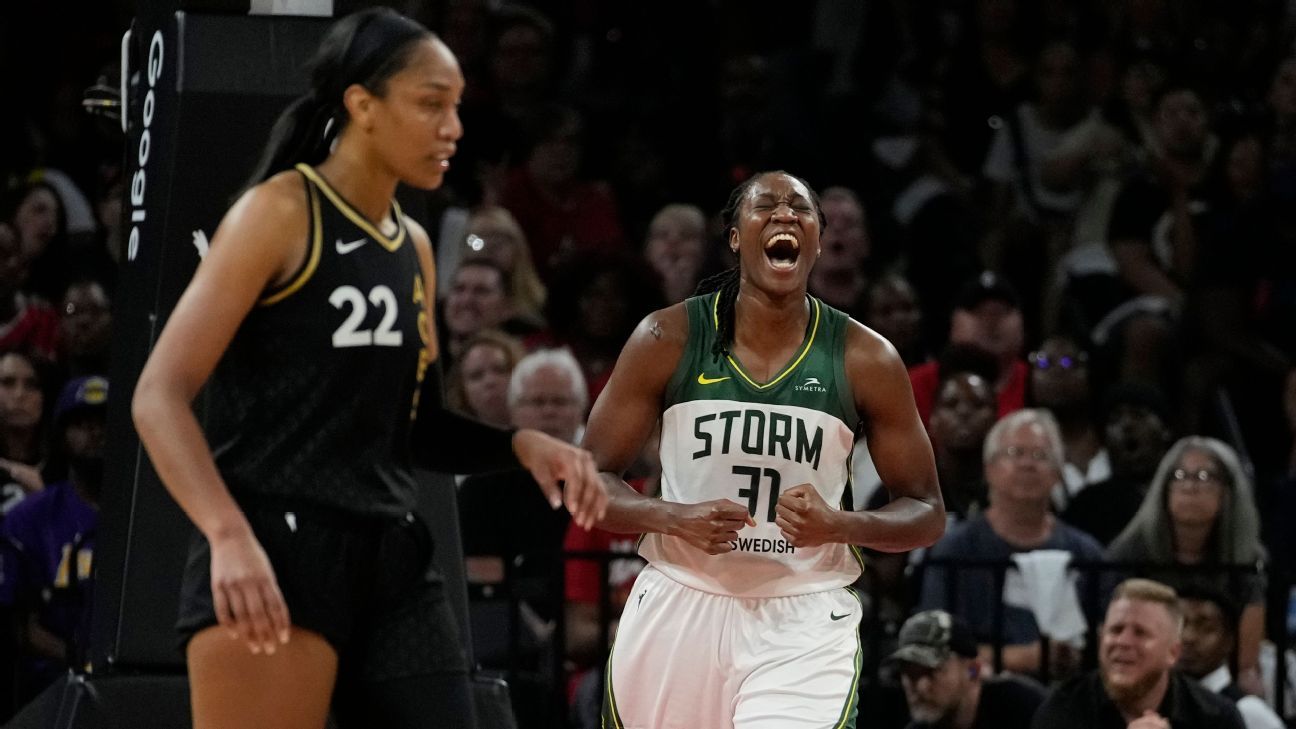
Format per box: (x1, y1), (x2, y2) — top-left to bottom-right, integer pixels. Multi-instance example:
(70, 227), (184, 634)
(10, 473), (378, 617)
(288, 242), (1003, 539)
(887, 609), (1045, 729)
(909, 272), (1028, 425)
(1032, 578), (1245, 729)
(0, 375), (107, 696)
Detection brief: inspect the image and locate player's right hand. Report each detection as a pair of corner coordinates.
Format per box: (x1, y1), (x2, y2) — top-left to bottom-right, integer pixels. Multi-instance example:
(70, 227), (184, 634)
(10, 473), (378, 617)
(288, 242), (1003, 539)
(208, 526), (291, 655)
(666, 499), (755, 554)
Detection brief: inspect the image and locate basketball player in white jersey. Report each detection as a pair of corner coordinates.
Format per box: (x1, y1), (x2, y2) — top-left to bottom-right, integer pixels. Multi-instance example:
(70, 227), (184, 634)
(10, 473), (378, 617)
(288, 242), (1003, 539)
(583, 171), (945, 728)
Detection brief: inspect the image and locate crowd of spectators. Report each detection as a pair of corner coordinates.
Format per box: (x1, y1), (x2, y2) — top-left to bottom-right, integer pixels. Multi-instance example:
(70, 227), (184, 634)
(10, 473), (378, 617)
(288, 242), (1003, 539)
(7, 0), (1296, 727)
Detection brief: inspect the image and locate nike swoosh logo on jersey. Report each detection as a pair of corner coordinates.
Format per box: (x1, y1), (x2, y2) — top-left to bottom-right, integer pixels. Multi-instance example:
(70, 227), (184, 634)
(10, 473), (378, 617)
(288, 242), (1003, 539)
(697, 373), (730, 385)
(830, 611), (850, 621)
(336, 237), (368, 254)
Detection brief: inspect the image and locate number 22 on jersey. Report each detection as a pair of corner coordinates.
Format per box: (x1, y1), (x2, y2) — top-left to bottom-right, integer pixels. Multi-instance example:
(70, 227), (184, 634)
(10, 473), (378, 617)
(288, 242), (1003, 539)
(329, 284), (403, 348)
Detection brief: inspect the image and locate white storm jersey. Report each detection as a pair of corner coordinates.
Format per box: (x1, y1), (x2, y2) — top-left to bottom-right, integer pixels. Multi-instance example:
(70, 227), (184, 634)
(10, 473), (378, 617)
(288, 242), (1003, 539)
(639, 293), (865, 597)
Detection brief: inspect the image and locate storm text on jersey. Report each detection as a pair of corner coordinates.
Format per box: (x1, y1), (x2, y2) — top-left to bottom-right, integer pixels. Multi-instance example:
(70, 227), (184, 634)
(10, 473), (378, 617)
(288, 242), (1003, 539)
(690, 409), (824, 469)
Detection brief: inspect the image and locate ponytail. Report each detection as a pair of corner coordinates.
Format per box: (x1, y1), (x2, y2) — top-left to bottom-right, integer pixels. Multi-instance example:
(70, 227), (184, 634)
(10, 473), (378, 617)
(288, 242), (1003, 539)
(240, 91), (337, 195)
(239, 8), (432, 195)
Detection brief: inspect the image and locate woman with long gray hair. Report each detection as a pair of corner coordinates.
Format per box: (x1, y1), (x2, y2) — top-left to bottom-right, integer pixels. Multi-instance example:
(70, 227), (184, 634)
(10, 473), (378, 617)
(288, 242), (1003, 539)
(1106, 436), (1267, 693)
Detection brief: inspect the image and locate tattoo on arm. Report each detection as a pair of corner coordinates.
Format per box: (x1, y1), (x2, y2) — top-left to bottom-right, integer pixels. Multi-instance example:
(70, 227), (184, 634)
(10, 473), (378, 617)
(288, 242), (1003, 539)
(649, 321), (662, 340)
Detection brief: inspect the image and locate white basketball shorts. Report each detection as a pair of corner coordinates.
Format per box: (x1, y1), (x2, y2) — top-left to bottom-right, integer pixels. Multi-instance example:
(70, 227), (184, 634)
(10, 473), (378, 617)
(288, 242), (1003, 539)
(602, 565), (862, 729)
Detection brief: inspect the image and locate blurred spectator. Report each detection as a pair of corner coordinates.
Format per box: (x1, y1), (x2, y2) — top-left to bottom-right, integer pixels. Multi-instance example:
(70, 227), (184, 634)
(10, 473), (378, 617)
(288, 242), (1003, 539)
(0, 375), (104, 701)
(460, 348), (588, 605)
(910, 272), (1027, 424)
(536, 253), (664, 402)
(859, 343), (999, 513)
(0, 350), (50, 512)
(871, 132), (983, 338)
(57, 278), (111, 379)
(447, 3), (560, 204)
(937, 0), (1034, 179)
(1107, 58), (1166, 152)
(487, 5), (559, 135)
(926, 370), (998, 521)
(871, 348), (999, 516)
(499, 105), (626, 275)
(25, 171), (94, 245)
(1101, 81), (1219, 385)
(1030, 578), (1245, 729)
(1177, 584), (1286, 729)
(1062, 383), (1174, 545)
(919, 409), (1105, 677)
(1106, 436), (1267, 693)
(461, 205), (548, 330)
(883, 610), (1046, 729)
(445, 329), (524, 429)
(0, 223), (58, 361)
(1036, 58), (1131, 232)
(90, 167), (124, 265)
(3, 179), (87, 305)
(1027, 335), (1108, 506)
(431, 0), (492, 105)
(982, 40), (1121, 323)
(606, 120), (675, 247)
(439, 258), (524, 368)
(458, 349), (589, 717)
(642, 203), (706, 305)
(1040, 56), (1156, 339)
(863, 272), (928, 367)
(862, 364), (998, 628)
(1179, 130), (1293, 468)
(808, 186), (872, 319)
(4, 180), (63, 268)
(713, 54), (780, 194)
(1265, 57), (1296, 253)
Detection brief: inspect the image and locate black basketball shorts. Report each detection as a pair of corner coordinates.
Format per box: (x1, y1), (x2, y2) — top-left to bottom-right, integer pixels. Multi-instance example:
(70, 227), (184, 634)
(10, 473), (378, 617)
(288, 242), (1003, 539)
(176, 497), (468, 682)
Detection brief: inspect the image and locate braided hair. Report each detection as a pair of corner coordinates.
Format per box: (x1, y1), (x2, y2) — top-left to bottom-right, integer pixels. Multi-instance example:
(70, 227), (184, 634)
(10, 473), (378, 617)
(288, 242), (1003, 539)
(694, 171), (825, 362)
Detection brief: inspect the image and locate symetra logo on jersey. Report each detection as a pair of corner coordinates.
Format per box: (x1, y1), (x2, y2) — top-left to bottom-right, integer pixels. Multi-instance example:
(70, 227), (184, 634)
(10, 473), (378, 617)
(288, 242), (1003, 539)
(794, 376), (827, 393)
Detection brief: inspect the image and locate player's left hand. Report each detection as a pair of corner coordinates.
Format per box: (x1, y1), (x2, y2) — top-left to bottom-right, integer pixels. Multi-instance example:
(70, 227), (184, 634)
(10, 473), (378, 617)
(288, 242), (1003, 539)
(513, 428), (607, 530)
(775, 484), (843, 548)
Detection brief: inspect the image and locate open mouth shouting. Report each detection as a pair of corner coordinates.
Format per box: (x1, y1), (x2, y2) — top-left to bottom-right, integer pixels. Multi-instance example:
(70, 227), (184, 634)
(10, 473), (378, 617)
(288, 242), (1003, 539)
(764, 231), (800, 271)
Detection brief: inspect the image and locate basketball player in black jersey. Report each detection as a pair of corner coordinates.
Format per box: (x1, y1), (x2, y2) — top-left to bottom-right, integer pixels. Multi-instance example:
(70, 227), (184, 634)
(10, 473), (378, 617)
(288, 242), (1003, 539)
(132, 10), (604, 729)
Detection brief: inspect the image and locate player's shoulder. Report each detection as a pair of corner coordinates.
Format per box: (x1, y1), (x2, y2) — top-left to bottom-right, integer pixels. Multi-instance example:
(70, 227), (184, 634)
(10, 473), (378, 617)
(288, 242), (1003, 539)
(401, 213), (431, 251)
(633, 301), (690, 350)
(841, 316), (905, 376)
(246, 170), (309, 217)
(222, 170), (311, 240)
(607, 302), (690, 388)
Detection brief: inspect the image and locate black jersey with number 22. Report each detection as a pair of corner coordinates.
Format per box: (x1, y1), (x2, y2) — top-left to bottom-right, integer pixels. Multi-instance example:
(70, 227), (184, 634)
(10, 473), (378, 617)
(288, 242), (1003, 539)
(204, 164), (432, 517)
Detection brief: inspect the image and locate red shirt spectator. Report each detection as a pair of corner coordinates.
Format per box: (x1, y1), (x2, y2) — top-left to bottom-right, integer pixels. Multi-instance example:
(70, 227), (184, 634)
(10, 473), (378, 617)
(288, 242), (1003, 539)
(911, 359), (1028, 424)
(498, 107), (626, 275)
(911, 272), (1029, 424)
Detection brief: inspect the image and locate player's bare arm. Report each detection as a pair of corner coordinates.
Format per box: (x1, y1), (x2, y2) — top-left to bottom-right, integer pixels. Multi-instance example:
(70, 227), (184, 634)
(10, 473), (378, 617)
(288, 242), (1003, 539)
(133, 171), (308, 652)
(777, 320), (944, 551)
(409, 220), (605, 529)
(583, 305), (754, 553)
